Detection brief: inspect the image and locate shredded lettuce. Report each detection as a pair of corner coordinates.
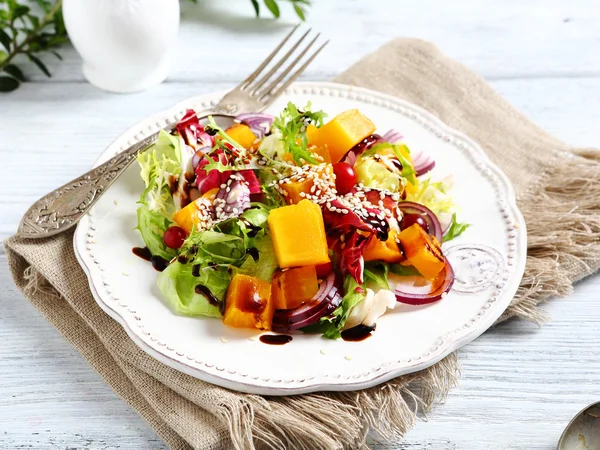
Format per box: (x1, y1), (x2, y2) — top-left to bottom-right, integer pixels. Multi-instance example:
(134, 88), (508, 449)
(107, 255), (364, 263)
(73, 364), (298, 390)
(136, 205), (176, 260)
(157, 262), (223, 318)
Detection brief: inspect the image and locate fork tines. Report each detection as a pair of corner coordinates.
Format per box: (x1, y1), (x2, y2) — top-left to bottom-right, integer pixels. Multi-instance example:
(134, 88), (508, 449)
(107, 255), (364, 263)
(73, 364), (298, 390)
(241, 25), (328, 102)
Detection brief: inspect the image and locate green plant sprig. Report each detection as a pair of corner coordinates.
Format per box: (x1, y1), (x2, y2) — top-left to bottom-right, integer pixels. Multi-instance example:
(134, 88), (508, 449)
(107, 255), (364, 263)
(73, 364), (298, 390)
(0, 0), (67, 92)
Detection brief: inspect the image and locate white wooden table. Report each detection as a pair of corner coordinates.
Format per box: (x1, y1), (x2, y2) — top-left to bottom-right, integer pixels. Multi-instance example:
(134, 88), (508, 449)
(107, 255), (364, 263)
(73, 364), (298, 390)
(2, 1), (600, 448)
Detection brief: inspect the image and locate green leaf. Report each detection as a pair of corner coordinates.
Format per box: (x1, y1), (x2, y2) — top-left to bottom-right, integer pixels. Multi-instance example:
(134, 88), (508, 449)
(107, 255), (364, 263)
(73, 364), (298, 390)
(0, 28), (12, 51)
(251, 0), (260, 16)
(27, 13), (39, 28)
(264, 0), (280, 18)
(293, 3), (306, 20)
(13, 4), (29, 19)
(4, 64), (25, 81)
(0, 50), (7, 64)
(0, 75), (19, 92)
(27, 53), (51, 77)
(442, 213), (470, 242)
(364, 262), (390, 290)
(157, 261), (223, 318)
(389, 264), (421, 277)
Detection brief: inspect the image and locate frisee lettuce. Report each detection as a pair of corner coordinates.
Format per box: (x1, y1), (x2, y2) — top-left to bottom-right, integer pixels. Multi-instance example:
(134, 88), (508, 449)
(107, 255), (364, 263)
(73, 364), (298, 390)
(272, 101), (327, 165)
(137, 129), (182, 217)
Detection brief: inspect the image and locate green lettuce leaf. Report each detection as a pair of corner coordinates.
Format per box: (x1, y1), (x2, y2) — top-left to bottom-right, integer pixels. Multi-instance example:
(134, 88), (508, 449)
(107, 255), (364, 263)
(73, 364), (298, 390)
(238, 234), (278, 282)
(136, 205), (176, 260)
(389, 264), (421, 277)
(442, 213), (470, 242)
(364, 262), (390, 290)
(157, 262), (222, 318)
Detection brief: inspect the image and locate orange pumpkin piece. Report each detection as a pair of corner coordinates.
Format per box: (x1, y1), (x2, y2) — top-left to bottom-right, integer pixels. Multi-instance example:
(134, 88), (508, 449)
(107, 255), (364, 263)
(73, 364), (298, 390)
(397, 224), (445, 280)
(308, 109), (376, 163)
(268, 199), (330, 268)
(279, 165), (335, 205)
(363, 228), (403, 263)
(271, 266), (319, 310)
(224, 123), (257, 150)
(172, 188), (218, 234)
(223, 274), (274, 330)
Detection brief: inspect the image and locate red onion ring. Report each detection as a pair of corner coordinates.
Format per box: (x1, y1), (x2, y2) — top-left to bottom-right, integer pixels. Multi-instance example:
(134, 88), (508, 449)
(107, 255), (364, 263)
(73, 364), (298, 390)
(414, 157), (436, 177)
(235, 113), (274, 139)
(398, 202), (443, 242)
(382, 129), (404, 144)
(271, 272), (342, 333)
(394, 257), (454, 305)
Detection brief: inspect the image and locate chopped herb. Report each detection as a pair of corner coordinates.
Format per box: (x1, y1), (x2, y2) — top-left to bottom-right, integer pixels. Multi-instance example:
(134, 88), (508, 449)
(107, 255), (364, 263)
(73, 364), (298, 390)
(272, 101), (327, 165)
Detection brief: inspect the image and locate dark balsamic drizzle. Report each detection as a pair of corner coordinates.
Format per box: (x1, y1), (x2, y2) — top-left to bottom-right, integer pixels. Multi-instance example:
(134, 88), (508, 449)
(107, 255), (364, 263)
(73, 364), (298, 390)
(239, 218), (261, 238)
(150, 256), (169, 272)
(192, 265), (201, 277)
(341, 324), (376, 342)
(132, 247), (168, 272)
(132, 246), (152, 261)
(259, 335), (293, 345)
(194, 285), (220, 306)
(246, 247), (259, 262)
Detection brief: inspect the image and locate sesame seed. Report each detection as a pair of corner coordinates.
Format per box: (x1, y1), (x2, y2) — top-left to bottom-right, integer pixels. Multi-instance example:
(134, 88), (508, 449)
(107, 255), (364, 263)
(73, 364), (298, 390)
(320, 349), (327, 355)
(345, 355), (353, 361)
(340, 235), (345, 242)
(220, 184), (226, 189)
(221, 337), (228, 343)
(113, 199), (119, 206)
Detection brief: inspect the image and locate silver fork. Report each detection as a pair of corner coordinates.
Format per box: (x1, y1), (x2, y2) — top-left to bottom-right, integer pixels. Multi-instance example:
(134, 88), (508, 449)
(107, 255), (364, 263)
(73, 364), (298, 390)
(17, 26), (328, 239)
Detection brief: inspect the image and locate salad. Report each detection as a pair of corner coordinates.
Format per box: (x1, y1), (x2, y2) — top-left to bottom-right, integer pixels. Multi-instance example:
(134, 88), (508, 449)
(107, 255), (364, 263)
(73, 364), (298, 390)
(134, 102), (469, 340)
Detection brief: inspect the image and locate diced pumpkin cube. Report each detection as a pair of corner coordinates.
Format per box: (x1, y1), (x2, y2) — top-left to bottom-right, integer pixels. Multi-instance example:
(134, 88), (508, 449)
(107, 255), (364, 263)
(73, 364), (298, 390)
(225, 124), (257, 150)
(308, 109), (376, 163)
(363, 229), (403, 263)
(397, 224), (445, 280)
(268, 199), (330, 268)
(310, 145), (331, 164)
(271, 266), (319, 310)
(223, 274), (274, 330)
(306, 124), (318, 141)
(280, 165), (335, 205)
(172, 194), (214, 234)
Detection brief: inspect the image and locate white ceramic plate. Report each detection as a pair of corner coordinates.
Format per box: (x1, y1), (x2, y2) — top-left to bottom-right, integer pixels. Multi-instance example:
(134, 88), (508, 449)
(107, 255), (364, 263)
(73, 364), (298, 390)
(74, 82), (526, 395)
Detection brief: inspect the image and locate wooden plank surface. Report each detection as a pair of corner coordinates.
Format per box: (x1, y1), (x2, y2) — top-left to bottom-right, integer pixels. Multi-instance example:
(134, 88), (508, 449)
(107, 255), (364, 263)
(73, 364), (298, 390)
(1, 0), (599, 448)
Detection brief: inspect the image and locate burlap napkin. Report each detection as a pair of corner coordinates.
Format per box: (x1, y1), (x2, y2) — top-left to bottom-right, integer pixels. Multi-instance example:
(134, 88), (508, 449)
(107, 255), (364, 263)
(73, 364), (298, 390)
(6, 38), (600, 450)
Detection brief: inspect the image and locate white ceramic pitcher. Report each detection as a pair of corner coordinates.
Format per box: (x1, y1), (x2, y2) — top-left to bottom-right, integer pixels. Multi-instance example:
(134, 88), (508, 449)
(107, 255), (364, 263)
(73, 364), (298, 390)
(63, 0), (180, 93)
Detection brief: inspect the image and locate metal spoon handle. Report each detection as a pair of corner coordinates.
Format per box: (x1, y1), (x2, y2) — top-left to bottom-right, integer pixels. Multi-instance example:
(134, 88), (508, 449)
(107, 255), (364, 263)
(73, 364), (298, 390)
(17, 125), (176, 239)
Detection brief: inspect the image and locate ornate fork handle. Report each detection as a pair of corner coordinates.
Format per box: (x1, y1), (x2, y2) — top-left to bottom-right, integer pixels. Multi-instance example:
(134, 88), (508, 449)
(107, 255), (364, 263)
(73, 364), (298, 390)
(17, 124), (177, 239)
